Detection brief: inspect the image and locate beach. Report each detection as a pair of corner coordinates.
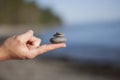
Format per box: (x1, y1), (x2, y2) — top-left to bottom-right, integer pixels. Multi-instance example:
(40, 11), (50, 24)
(0, 25), (120, 80)
(0, 58), (120, 80)
(0, 0), (120, 79)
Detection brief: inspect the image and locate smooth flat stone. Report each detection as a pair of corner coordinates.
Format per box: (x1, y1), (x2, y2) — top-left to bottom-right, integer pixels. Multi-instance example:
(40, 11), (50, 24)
(54, 34), (64, 37)
(50, 37), (67, 44)
(56, 32), (64, 35)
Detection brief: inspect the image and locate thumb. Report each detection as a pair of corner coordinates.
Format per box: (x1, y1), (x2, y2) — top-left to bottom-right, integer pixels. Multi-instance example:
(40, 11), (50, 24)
(18, 30), (34, 42)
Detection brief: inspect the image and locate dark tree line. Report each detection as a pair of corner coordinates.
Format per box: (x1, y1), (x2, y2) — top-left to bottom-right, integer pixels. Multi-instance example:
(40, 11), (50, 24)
(0, 0), (62, 26)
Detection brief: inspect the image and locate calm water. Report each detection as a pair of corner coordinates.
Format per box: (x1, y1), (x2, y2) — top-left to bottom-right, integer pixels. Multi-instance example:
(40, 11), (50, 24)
(39, 22), (120, 66)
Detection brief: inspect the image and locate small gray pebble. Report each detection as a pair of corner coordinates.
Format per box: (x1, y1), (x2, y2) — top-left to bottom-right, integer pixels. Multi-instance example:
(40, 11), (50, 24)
(50, 32), (67, 44)
(54, 34), (64, 37)
(56, 32), (63, 35)
(50, 37), (67, 44)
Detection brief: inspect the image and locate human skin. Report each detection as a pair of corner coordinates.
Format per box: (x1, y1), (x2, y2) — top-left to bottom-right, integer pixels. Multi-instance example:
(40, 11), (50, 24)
(0, 30), (66, 61)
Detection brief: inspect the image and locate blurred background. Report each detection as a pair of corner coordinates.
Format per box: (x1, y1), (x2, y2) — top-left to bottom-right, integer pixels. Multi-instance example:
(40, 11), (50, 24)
(0, 0), (120, 80)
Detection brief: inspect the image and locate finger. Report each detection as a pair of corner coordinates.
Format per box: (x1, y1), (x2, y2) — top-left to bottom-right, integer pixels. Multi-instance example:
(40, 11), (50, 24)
(33, 43), (66, 56)
(28, 36), (41, 47)
(18, 30), (34, 42)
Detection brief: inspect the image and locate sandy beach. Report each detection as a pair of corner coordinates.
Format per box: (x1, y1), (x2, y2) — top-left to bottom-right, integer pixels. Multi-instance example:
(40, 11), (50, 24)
(0, 58), (120, 80)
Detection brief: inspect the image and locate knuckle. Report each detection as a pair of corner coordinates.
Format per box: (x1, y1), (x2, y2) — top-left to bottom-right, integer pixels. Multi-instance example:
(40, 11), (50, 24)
(14, 36), (20, 40)
(14, 36), (22, 43)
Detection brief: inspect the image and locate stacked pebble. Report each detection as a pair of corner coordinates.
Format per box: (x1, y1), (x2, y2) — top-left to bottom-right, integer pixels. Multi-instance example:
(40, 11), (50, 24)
(50, 32), (67, 44)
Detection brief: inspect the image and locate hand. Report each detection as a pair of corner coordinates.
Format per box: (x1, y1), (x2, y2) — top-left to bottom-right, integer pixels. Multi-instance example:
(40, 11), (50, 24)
(0, 30), (66, 61)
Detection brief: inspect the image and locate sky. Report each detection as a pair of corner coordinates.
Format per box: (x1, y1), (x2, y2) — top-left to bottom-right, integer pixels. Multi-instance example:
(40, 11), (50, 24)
(35, 0), (120, 24)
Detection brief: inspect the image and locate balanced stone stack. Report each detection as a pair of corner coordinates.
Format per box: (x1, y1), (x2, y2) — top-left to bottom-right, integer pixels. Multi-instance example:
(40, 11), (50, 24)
(50, 32), (67, 44)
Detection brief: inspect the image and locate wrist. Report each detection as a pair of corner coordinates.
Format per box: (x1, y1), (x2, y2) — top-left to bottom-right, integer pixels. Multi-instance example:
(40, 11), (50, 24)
(0, 45), (11, 61)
